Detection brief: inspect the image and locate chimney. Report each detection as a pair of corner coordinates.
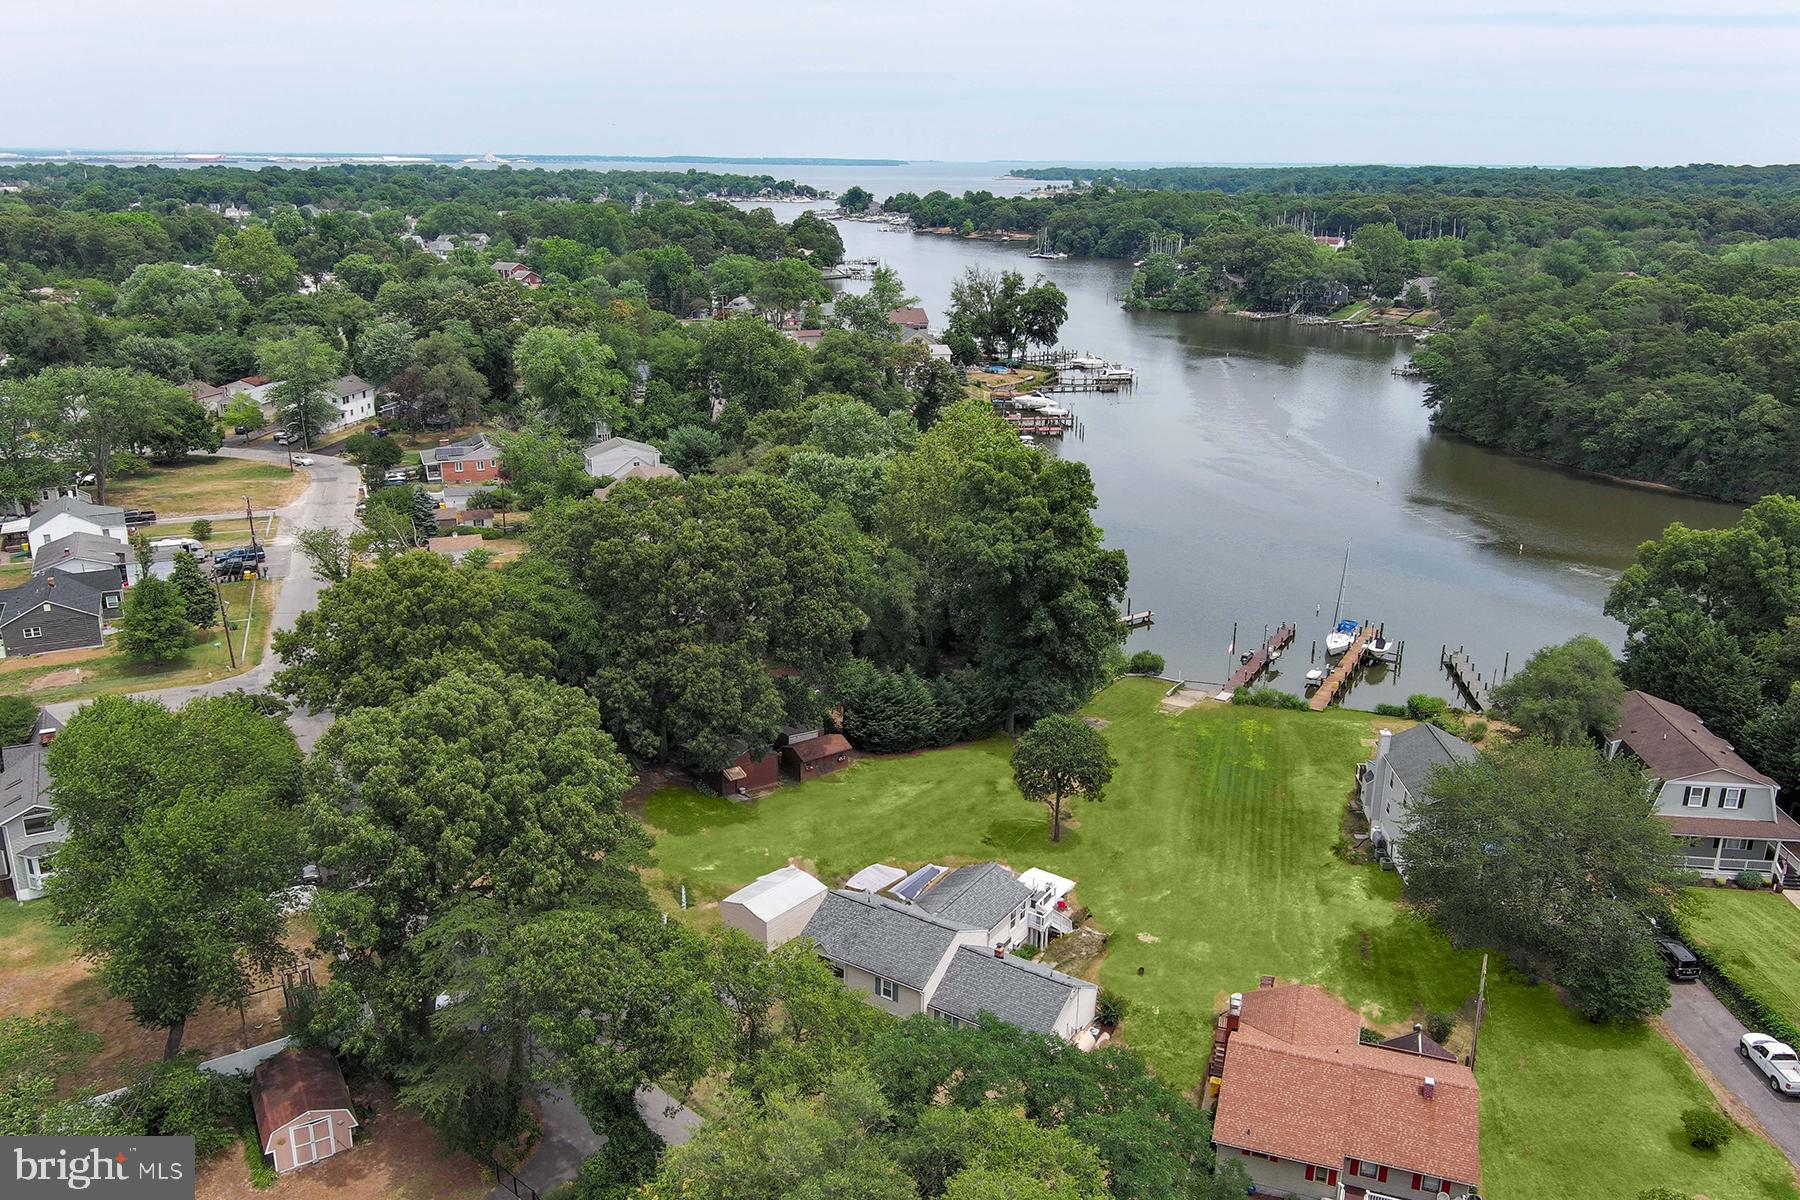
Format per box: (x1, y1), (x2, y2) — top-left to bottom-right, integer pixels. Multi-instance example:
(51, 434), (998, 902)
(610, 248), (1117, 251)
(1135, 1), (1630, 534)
(1377, 728), (1392, 760)
(1421, 1076), (1436, 1100)
(45, 573), (54, 588)
(1226, 992), (1243, 1031)
(994, 945), (1004, 959)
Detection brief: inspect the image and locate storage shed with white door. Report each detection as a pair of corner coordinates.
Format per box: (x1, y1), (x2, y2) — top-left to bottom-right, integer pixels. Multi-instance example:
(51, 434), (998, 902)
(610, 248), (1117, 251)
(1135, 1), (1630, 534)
(252, 1048), (360, 1173)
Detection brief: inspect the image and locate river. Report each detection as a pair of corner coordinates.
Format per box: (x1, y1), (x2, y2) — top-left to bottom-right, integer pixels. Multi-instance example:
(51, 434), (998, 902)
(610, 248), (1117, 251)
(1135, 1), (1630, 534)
(734, 180), (1743, 707)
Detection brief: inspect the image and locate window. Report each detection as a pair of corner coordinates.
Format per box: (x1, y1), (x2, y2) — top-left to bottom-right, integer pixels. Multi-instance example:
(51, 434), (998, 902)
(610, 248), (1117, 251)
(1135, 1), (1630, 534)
(19, 855), (46, 890)
(1423, 1178), (1442, 1193)
(875, 977), (899, 1002)
(1728, 838), (1756, 852)
(1721, 787), (1746, 810)
(1357, 1160), (1380, 1179)
(21, 809), (55, 836)
(21, 626), (42, 639)
(103, 594), (119, 610)
(1682, 785), (1711, 808)
(454, 462), (465, 473)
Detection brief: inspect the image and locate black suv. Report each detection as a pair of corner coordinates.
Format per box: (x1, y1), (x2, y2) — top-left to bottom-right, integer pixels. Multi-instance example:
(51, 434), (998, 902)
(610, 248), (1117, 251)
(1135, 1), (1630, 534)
(1655, 938), (1700, 981)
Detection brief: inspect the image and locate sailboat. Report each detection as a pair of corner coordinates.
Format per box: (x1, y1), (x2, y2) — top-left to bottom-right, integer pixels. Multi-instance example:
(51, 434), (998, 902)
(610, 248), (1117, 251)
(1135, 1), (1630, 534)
(1027, 230), (1069, 260)
(1324, 545), (1356, 656)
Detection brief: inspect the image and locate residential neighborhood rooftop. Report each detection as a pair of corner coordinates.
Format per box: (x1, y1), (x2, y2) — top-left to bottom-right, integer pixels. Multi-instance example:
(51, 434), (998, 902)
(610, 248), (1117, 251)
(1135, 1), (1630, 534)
(913, 861), (1030, 931)
(1613, 689), (1777, 786)
(929, 946), (1095, 1034)
(1381, 722), (1479, 798)
(722, 865), (827, 922)
(27, 495), (126, 530)
(803, 889), (972, 990)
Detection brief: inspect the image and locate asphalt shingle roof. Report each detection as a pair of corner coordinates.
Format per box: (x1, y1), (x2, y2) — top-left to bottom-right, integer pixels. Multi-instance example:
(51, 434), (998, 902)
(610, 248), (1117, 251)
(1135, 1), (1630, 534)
(1614, 689), (1776, 787)
(802, 890), (969, 990)
(928, 947), (1093, 1034)
(1383, 723), (1478, 800)
(914, 861), (1030, 931)
(0, 568), (113, 625)
(27, 496), (125, 531)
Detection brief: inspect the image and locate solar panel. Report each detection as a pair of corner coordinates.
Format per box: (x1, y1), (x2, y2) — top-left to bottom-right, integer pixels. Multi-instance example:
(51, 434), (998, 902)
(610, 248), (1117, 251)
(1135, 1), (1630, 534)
(890, 863), (945, 902)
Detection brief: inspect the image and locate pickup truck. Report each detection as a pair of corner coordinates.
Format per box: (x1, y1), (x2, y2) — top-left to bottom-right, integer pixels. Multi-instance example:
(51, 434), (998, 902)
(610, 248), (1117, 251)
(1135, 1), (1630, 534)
(1740, 1033), (1800, 1095)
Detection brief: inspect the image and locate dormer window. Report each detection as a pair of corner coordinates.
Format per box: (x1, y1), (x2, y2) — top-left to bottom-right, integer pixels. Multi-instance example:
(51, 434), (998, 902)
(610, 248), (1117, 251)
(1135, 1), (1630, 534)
(1682, 785), (1711, 808)
(1721, 787), (1746, 810)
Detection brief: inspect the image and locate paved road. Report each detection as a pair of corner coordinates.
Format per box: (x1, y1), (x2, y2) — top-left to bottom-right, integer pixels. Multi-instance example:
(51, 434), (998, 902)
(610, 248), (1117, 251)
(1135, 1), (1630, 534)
(483, 1084), (698, 1200)
(44, 447), (363, 748)
(1662, 980), (1800, 1167)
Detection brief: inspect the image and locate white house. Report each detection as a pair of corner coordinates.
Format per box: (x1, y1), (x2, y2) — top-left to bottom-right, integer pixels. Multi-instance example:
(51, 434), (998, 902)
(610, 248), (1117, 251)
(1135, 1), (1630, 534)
(583, 436), (663, 481)
(1357, 724), (1479, 873)
(329, 375), (377, 429)
(719, 865), (828, 948)
(31, 532), (138, 585)
(24, 497), (128, 556)
(0, 719), (64, 903)
(1608, 690), (1800, 881)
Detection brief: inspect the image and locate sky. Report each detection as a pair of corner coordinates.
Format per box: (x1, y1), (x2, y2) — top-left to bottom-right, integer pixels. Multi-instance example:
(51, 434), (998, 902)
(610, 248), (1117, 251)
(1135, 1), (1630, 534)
(7, 0), (1800, 166)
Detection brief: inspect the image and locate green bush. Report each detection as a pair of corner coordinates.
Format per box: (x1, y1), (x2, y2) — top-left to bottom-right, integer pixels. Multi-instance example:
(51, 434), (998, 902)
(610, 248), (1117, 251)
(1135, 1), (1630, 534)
(1232, 686), (1306, 710)
(1096, 989), (1130, 1027)
(1404, 693), (1448, 722)
(189, 518), (214, 541)
(1735, 869), (1766, 890)
(241, 1121), (276, 1188)
(1012, 943), (1038, 960)
(113, 1058), (247, 1161)
(1680, 1105), (1734, 1150)
(0, 695), (38, 746)
(1425, 1010), (1455, 1044)
(1126, 651), (1166, 676)
(1372, 703), (1408, 718)
(1466, 719), (1489, 743)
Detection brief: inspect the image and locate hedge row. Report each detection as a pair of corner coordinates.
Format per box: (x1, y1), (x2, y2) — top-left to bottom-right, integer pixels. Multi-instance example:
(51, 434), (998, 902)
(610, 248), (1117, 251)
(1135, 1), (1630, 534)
(1672, 917), (1800, 1048)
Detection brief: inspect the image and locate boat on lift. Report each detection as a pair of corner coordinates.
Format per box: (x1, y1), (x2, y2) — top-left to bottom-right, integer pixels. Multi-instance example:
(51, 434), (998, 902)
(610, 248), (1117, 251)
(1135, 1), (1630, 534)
(1304, 668), (1326, 689)
(1068, 354), (1107, 370)
(1366, 636), (1400, 663)
(1325, 618), (1358, 657)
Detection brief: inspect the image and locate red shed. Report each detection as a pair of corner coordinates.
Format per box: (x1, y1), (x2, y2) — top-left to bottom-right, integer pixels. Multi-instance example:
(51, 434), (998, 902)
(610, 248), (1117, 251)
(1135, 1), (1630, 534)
(252, 1048), (359, 1173)
(711, 747), (782, 797)
(782, 733), (852, 780)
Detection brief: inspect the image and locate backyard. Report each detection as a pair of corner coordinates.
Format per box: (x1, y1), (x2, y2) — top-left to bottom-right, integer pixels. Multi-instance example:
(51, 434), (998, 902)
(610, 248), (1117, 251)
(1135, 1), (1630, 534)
(643, 678), (1800, 1200)
(107, 455), (306, 516)
(1682, 887), (1800, 1030)
(0, 575), (275, 703)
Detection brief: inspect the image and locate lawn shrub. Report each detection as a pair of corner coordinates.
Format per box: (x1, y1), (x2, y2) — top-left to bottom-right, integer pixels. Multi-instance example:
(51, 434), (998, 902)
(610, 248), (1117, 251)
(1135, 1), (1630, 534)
(190, 518), (213, 541)
(1404, 693), (1447, 721)
(1734, 870), (1765, 890)
(1425, 1010), (1455, 1044)
(113, 1058), (247, 1160)
(1126, 651), (1165, 676)
(1096, 989), (1129, 1027)
(1373, 703), (1408, 718)
(1466, 719), (1489, 743)
(1232, 686), (1306, 710)
(1680, 1105), (1734, 1150)
(241, 1122), (277, 1188)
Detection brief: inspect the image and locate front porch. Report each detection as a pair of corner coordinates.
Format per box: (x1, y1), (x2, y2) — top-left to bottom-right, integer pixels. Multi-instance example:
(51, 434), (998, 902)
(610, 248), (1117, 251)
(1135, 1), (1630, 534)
(1676, 835), (1800, 882)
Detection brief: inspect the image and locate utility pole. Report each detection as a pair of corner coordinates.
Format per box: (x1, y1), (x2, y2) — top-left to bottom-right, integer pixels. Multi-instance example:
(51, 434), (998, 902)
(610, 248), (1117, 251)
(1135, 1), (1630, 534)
(213, 578), (238, 669)
(244, 496), (258, 552)
(1468, 953), (1489, 1069)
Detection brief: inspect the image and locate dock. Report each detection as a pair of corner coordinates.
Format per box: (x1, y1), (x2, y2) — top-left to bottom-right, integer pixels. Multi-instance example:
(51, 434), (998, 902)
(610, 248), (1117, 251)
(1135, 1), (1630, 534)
(1441, 645), (1495, 712)
(1120, 610), (1155, 628)
(1308, 624), (1378, 710)
(1222, 624), (1296, 693)
(1047, 377), (1124, 393)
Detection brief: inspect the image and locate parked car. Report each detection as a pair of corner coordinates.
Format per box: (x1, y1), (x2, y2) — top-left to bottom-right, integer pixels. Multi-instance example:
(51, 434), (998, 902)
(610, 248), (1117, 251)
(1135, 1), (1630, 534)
(293, 454), (315, 466)
(216, 545), (266, 565)
(369, 426), (391, 437)
(122, 509), (157, 526)
(233, 425), (250, 435)
(1655, 938), (1700, 981)
(149, 537), (205, 556)
(1740, 1033), (1800, 1095)
(383, 468), (412, 483)
(272, 431), (294, 445)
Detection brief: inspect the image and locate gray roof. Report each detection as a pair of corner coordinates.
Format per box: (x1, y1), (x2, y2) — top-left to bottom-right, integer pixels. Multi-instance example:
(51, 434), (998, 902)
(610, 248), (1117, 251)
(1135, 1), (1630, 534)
(0, 737), (49, 825)
(802, 890), (970, 990)
(334, 375), (372, 397)
(0, 567), (116, 626)
(27, 496), (126, 531)
(929, 947), (1094, 1034)
(422, 434), (500, 465)
(1384, 723), (1479, 799)
(914, 862), (1029, 930)
(31, 531), (131, 574)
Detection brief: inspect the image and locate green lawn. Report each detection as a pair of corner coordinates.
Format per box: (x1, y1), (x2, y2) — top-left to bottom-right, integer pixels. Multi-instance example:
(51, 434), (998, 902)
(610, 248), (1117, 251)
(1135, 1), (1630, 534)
(1683, 887), (1800, 1030)
(644, 679), (1798, 1200)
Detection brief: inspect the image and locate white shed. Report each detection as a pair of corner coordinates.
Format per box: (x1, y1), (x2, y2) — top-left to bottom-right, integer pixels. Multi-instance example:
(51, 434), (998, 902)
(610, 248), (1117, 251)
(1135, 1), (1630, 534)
(720, 866), (827, 948)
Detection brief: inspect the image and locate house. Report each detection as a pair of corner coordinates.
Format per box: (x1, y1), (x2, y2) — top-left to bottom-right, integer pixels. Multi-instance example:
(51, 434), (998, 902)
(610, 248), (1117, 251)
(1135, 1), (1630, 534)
(459, 508), (496, 529)
(0, 719), (64, 902)
(492, 261), (541, 288)
(188, 381), (231, 415)
(25, 496), (128, 555)
(252, 1048), (359, 1174)
(226, 375), (277, 408)
(721, 294), (757, 316)
(1403, 276), (1440, 305)
(594, 463), (682, 499)
(720, 866), (828, 948)
(908, 861), (1031, 951)
(0, 568), (121, 657)
(785, 328), (827, 350)
(708, 745), (781, 797)
(31, 532), (137, 586)
(781, 729), (853, 779)
(582, 436), (663, 481)
(888, 306), (930, 343)
(1314, 235), (1348, 251)
(1607, 690), (1800, 882)
(1357, 724), (1478, 873)
(800, 889), (1096, 1039)
(1210, 981), (1481, 1199)
(330, 375), (377, 429)
(420, 433), (503, 484)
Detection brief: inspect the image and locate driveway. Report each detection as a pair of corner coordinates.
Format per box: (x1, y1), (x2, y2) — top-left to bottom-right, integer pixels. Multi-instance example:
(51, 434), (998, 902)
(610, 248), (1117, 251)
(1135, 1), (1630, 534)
(484, 1084), (698, 1200)
(1662, 979), (1800, 1168)
(44, 447), (364, 748)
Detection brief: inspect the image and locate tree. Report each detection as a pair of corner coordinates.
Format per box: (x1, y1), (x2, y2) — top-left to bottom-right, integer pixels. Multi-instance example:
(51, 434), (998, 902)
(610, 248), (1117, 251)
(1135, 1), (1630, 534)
(840, 186), (874, 214)
(0, 696), (37, 747)
(212, 224), (300, 302)
(1350, 223), (1416, 298)
(304, 665), (642, 1067)
(219, 394), (264, 431)
(168, 550), (217, 628)
(1619, 610), (1765, 740)
(116, 575), (191, 662)
(753, 257), (828, 322)
(46, 695), (302, 1057)
(115, 263), (247, 333)
(839, 661), (942, 753)
(293, 526), (352, 585)
(27, 366), (212, 502)
(514, 326), (627, 437)
(833, 266), (917, 339)
(412, 332), (490, 426)
(272, 549), (554, 712)
(1402, 738), (1685, 1021)
(354, 319), (416, 385)
(1017, 279), (1069, 350)
(258, 329), (343, 448)
(1012, 714), (1115, 842)
(662, 424), (722, 475)
(494, 424), (596, 509)
(1490, 635), (1625, 743)
(527, 476), (864, 768)
(189, 518), (213, 541)
(344, 430), (403, 473)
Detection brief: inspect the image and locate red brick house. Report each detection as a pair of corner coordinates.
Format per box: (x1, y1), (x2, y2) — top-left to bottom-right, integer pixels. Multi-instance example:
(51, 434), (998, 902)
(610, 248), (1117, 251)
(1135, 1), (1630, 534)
(1210, 981), (1481, 1199)
(421, 433), (503, 484)
(492, 261), (541, 288)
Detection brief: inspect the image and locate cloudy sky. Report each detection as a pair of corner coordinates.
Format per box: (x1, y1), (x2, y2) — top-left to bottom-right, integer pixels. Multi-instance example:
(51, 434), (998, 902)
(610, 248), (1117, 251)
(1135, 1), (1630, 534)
(8, 1), (1798, 165)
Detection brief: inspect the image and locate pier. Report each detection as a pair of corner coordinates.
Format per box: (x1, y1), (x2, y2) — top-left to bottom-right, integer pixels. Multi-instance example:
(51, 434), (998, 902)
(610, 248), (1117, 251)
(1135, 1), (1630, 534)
(1441, 645), (1495, 712)
(1047, 377), (1124, 393)
(1308, 624), (1378, 710)
(1223, 624), (1296, 693)
(1120, 610), (1155, 628)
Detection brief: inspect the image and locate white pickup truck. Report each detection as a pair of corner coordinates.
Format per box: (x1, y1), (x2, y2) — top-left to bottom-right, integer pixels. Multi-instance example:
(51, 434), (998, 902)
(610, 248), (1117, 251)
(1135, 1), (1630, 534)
(1740, 1033), (1800, 1095)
